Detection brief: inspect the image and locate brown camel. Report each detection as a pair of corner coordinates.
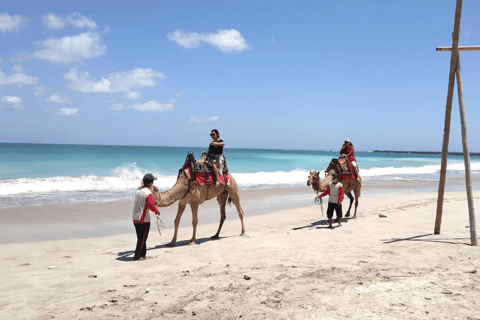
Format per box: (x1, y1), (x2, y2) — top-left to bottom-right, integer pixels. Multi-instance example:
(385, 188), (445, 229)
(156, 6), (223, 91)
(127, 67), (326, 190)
(325, 158), (362, 218)
(151, 156), (246, 246)
(307, 170), (332, 194)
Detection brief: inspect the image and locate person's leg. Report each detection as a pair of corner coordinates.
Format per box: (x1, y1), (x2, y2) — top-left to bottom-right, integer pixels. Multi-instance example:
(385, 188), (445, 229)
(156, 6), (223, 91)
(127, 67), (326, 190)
(141, 223), (150, 258)
(351, 161), (360, 181)
(211, 160), (221, 186)
(335, 204), (343, 226)
(134, 223), (148, 260)
(326, 203), (334, 228)
(133, 223), (142, 260)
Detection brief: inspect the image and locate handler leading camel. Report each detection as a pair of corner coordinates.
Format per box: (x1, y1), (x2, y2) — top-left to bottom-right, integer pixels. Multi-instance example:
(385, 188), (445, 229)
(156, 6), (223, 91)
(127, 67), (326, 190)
(316, 173), (344, 228)
(152, 156), (246, 246)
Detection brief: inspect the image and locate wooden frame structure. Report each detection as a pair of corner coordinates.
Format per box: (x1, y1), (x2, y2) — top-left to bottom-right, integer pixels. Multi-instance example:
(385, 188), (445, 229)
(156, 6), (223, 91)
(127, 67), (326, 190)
(434, 0), (477, 246)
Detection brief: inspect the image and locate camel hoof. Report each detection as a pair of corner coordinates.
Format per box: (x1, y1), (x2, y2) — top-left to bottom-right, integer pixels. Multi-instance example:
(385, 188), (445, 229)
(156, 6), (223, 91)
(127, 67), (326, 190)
(345, 213), (351, 217)
(210, 234), (220, 239)
(166, 242), (176, 247)
(240, 232), (246, 236)
(187, 241), (196, 246)
(351, 215), (357, 219)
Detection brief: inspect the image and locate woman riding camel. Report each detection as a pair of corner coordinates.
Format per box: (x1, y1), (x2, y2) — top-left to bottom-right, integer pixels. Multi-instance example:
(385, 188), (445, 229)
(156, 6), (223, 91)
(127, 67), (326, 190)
(340, 138), (360, 181)
(204, 129), (225, 186)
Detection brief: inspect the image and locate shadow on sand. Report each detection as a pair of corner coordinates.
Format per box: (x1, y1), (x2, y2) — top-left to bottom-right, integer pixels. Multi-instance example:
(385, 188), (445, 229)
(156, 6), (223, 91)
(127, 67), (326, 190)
(380, 233), (474, 246)
(292, 216), (354, 230)
(115, 235), (238, 262)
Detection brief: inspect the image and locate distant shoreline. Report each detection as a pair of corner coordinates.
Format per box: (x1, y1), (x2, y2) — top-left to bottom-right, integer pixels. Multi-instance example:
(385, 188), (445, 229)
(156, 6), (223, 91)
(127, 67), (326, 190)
(374, 150), (480, 156)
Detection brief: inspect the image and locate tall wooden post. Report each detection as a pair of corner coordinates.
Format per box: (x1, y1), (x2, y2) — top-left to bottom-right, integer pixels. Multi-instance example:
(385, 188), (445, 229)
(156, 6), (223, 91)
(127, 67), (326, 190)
(455, 58), (477, 246)
(434, 0), (463, 235)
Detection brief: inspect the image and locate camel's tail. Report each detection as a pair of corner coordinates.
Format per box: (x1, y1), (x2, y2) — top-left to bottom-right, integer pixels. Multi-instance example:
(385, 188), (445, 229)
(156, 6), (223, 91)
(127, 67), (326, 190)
(227, 196), (232, 207)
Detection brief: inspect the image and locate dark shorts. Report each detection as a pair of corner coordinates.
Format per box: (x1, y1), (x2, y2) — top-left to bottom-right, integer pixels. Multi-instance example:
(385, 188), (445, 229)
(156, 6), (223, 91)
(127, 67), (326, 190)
(326, 202), (342, 219)
(207, 153), (221, 163)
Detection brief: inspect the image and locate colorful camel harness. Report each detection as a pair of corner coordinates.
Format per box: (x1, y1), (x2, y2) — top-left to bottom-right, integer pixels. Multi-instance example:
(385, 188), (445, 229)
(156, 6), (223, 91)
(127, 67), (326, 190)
(179, 152), (231, 199)
(327, 158), (355, 181)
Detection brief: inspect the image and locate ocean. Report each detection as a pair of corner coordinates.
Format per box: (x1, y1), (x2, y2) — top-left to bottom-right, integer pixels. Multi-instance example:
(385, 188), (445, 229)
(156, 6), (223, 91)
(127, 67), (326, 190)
(1, 142), (480, 209)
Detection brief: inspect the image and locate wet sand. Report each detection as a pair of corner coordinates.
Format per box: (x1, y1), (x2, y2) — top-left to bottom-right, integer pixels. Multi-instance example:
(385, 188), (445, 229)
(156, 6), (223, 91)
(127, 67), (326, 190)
(1, 178), (479, 244)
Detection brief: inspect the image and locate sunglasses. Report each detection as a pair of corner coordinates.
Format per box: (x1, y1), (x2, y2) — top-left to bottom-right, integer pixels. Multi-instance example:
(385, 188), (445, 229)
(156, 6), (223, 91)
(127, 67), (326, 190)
(210, 133), (216, 136)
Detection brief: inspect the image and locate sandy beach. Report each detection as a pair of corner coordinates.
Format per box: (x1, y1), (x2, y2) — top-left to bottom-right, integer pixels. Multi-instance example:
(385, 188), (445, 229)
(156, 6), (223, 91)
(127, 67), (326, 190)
(1, 188), (480, 320)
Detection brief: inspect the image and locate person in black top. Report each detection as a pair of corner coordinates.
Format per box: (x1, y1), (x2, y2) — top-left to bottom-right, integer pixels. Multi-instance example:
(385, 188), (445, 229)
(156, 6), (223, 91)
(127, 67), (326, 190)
(204, 129), (225, 186)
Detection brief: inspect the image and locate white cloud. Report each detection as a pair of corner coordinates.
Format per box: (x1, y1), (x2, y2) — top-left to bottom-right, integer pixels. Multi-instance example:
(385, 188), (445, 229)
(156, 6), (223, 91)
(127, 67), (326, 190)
(46, 92), (73, 104)
(167, 29), (250, 52)
(0, 69), (38, 86)
(44, 107), (79, 116)
(0, 13), (27, 34)
(107, 100), (176, 112)
(190, 116), (219, 124)
(34, 86), (51, 96)
(65, 68), (166, 99)
(131, 100), (176, 112)
(0, 95), (23, 110)
(43, 13), (98, 30)
(19, 32), (106, 64)
(108, 103), (124, 110)
(125, 91), (141, 99)
(56, 108), (79, 116)
(11, 64), (23, 73)
(176, 90), (185, 98)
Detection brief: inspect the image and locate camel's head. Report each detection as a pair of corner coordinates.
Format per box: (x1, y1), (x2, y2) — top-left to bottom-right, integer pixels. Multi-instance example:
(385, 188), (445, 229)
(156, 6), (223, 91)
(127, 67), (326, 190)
(307, 171), (320, 186)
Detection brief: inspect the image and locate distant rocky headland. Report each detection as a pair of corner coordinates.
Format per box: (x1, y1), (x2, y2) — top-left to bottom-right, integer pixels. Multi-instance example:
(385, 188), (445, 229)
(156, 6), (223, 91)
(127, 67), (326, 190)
(374, 150), (480, 156)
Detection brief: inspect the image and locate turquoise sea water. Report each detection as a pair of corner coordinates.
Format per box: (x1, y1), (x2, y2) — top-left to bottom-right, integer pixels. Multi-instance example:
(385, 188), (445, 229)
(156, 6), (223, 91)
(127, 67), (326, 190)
(1, 143), (480, 209)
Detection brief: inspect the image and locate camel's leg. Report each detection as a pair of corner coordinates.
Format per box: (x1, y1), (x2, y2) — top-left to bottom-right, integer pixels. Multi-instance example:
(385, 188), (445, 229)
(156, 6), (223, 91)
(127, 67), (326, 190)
(211, 191), (228, 239)
(167, 202), (187, 247)
(230, 196), (245, 236)
(227, 185), (245, 236)
(188, 203), (199, 245)
(352, 188), (360, 219)
(345, 191), (354, 217)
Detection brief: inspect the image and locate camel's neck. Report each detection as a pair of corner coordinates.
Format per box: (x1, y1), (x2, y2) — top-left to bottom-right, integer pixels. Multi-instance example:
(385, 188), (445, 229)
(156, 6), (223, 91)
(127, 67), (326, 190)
(316, 175), (332, 193)
(155, 174), (189, 207)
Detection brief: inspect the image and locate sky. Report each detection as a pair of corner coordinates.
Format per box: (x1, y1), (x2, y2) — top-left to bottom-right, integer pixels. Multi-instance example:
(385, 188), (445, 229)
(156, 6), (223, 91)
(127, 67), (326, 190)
(1, 0), (480, 152)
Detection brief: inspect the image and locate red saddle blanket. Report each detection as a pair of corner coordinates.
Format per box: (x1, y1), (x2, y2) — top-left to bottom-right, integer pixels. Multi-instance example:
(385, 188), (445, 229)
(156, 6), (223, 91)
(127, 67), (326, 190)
(337, 159), (355, 181)
(185, 167), (231, 186)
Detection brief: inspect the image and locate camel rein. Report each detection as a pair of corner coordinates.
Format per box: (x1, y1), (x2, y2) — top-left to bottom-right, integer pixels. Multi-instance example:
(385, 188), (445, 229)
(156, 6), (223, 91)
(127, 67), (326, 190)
(155, 214), (167, 236)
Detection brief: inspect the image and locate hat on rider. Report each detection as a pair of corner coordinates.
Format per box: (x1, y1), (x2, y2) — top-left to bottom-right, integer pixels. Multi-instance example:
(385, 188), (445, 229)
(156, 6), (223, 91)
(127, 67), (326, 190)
(345, 138), (351, 143)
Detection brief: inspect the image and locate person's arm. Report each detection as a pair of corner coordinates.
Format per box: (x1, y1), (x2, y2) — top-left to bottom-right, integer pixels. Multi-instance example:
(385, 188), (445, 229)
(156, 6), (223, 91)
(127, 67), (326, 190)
(338, 186), (344, 204)
(146, 193), (159, 214)
(345, 146), (355, 159)
(209, 141), (225, 147)
(318, 186), (330, 198)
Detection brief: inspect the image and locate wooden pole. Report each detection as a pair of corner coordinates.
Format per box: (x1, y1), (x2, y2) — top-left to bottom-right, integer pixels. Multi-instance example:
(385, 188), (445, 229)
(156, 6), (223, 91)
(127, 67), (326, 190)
(435, 0), (463, 235)
(455, 57), (478, 246)
(437, 46), (480, 51)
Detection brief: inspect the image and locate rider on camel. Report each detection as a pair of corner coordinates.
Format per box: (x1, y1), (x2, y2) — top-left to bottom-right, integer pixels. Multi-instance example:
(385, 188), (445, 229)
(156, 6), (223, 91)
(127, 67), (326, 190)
(204, 129), (224, 186)
(340, 138), (360, 182)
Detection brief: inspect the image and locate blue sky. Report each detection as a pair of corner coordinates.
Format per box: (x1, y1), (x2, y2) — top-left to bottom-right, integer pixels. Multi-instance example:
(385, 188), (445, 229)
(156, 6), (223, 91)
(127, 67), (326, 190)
(1, 0), (480, 152)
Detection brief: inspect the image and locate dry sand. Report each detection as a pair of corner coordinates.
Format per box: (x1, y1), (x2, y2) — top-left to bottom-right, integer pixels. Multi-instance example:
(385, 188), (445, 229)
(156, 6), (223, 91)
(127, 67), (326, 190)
(1, 190), (480, 319)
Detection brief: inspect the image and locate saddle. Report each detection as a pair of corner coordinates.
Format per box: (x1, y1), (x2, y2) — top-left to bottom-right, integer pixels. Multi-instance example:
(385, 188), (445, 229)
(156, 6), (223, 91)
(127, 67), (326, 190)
(337, 158), (352, 174)
(183, 152), (229, 175)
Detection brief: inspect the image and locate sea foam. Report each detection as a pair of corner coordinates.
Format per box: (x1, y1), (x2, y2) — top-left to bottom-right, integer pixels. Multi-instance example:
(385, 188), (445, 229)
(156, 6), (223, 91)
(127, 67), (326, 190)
(1, 162), (479, 197)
